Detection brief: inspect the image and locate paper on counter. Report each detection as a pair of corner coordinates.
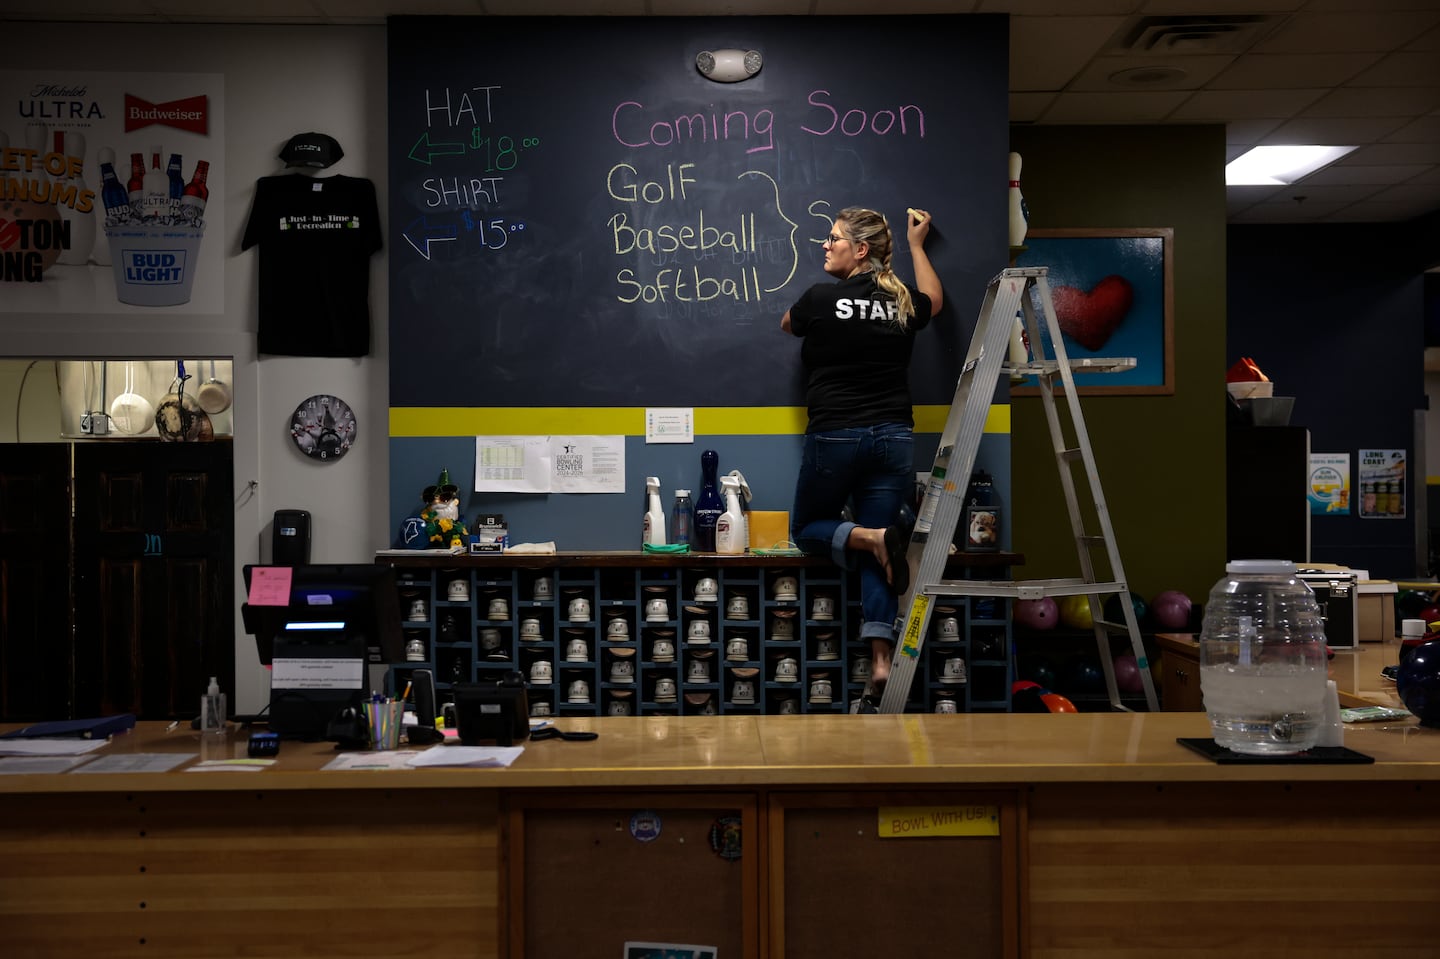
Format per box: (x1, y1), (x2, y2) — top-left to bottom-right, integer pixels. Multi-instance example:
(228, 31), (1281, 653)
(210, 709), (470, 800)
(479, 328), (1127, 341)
(0, 755), (94, 774)
(323, 750), (422, 771)
(0, 738), (110, 757)
(75, 753), (193, 773)
(185, 759), (275, 772)
(406, 744), (524, 768)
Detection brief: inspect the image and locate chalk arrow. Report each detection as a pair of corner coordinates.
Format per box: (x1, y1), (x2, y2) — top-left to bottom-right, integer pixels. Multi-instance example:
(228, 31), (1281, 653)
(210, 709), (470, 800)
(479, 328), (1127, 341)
(402, 217), (457, 260)
(408, 132), (466, 165)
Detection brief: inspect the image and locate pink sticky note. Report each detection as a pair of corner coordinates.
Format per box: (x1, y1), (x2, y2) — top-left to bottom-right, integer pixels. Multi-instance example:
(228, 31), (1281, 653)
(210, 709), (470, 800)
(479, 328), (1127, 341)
(248, 566), (293, 606)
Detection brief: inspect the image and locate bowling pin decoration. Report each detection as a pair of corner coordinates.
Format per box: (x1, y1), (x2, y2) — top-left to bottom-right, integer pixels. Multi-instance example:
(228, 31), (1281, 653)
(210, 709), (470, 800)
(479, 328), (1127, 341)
(1007, 152), (1030, 368)
(1007, 151), (1028, 249)
(56, 130), (97, 266)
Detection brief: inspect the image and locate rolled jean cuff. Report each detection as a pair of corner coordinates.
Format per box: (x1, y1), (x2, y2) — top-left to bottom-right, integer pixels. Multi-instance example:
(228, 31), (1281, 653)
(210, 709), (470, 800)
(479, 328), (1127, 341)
(829, 521), (857, 569)
(859, 620), (897, 642)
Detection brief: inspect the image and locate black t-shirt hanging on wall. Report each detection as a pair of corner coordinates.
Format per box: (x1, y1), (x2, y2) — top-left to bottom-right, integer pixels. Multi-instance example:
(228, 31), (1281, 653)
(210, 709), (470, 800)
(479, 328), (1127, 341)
(241, 174), (383, 357)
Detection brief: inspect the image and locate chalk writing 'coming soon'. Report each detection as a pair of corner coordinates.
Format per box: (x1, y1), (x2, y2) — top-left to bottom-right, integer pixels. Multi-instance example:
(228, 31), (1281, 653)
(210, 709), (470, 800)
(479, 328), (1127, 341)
(612, 91), (926, 154)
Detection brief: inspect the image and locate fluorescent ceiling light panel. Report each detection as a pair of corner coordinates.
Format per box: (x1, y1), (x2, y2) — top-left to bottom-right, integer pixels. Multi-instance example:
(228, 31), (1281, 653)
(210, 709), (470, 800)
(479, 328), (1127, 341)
(1225, 145), (1358, 186)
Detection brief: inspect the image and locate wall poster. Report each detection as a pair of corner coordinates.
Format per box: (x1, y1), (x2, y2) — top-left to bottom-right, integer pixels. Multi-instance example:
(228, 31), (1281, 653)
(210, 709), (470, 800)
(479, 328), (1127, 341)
(1, 71), (224, 313)
(1308, 452), (1350, 516)
(1359, 448), (1407, 519)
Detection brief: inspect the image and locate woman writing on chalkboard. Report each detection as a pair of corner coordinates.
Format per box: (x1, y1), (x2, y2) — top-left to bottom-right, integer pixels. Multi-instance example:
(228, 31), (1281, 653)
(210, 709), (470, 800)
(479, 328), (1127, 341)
(781, 206), (943, 691)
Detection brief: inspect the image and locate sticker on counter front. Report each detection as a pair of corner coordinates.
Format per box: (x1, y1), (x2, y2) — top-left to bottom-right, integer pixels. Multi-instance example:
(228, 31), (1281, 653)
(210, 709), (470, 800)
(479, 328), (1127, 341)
(270, 657), (365, 689)
(629, 809), (662, 843)
(877, 805), (999, 838)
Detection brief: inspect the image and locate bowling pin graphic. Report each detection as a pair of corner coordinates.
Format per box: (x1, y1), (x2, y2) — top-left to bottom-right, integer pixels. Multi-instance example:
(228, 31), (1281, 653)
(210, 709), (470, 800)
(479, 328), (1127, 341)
(1007, 152), (1030, 370)
(56, 130), (97, 266)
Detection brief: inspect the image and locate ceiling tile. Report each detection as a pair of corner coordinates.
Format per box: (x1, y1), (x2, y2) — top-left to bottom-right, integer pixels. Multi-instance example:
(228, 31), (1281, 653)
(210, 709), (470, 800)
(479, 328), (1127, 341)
(1038, 89), (1192, 122)
(1253, 11), (1440, 54)
(1339, 141), (1440, 165)
(1321, 201), (1421, 222)
(1367, 178), (1440, 205)
(978, 0), (1141, 13)
(1263, 115), (1410, 143)
(1223, 118), (1285, 144)
(1305, 0), (1440, 13)
(1382, 115), (1440, 143)
(1209, 52), (1383, 89)
(0, 0), (163, 18)
(1170, 88), (1326, 120)
(1230, 200), (1348, 222)
(1301, 164), (1431, 186)
(1348, 51), (1440, 86)
(1009, 16), (1126, 92)
(1069, 54), (1234, 92)
(1010, 91), (1059, 122)
(313, 0), (476, 17)
(1303, 85), (1440, 118)
(1406, 25), (1440, 52)
(1142, 0), (1305, 13)
(758, 0), (881, 11)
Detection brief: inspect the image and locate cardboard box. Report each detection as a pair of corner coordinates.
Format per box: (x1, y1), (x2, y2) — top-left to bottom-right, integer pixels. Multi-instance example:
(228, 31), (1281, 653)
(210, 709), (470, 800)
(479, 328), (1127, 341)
(747, 510), (791, 551)
(1357, 580), (1397, 642)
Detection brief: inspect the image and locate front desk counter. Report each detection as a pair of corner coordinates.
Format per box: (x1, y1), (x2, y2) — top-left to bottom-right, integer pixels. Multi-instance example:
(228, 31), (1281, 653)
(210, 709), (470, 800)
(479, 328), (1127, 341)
(4, 712), (1438, 959)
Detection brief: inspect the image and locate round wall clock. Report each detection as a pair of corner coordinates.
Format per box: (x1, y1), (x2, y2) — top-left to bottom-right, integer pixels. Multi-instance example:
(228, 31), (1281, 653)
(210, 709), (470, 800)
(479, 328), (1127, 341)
(290, 394), (356, 462)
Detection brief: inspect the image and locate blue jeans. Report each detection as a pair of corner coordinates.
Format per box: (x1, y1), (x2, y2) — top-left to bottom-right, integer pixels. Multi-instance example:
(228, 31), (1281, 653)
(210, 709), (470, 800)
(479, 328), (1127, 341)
(790, 423), (913, 641)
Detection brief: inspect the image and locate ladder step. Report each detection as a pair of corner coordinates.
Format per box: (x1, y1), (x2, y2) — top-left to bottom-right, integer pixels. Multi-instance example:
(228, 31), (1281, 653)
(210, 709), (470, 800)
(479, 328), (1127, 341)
(921, 578), (1129, 600)
(1059, 448), (1083, 463)
(1078, 535), (1108, 548)
(1093, 618), (1130, 633)
(1004, 357), (1138, 376)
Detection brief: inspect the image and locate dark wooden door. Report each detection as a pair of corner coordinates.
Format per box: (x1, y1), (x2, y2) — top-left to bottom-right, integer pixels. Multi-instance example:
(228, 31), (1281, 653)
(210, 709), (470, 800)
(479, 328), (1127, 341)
(0, 444), (74, 721)
(73, 440), (234, 719)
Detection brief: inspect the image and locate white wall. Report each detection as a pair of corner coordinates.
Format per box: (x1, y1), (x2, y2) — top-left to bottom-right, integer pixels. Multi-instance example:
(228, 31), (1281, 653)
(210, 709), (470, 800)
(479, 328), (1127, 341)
(2, 23), (391, 712)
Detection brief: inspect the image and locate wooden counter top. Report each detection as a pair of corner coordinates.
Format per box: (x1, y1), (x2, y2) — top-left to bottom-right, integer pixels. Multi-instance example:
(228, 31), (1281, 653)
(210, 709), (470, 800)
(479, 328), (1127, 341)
(3, 711), (1436, 794)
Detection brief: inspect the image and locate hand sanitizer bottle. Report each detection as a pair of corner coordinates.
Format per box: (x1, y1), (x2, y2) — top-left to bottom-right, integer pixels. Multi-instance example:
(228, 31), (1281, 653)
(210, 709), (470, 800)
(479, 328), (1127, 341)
(642, 476), (666, 546)
(201, 676), (226, 734)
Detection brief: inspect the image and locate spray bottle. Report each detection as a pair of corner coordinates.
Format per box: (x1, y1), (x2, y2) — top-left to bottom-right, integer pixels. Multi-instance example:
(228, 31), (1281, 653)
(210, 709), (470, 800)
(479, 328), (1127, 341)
(642, 476), (667, 546)
(201, 676), (226, 734)
(715, 475), (747, 555)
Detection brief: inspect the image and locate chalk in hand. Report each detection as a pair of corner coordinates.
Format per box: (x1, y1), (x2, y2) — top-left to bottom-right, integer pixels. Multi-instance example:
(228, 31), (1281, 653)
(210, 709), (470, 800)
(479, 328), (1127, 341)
(908, 207), (926, 222)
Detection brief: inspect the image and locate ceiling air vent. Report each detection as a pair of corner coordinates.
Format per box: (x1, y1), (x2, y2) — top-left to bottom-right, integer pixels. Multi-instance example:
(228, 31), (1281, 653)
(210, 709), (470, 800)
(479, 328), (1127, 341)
(1111, 15), (1281, 56)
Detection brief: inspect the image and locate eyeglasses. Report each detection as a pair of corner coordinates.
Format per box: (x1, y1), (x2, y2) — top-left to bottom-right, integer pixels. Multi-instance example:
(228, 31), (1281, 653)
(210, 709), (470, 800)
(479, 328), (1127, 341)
(824, 233), (850, 246)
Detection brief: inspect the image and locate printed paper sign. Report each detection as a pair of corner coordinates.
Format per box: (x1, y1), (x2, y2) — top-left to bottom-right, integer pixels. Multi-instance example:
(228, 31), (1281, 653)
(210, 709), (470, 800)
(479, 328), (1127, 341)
(877, 805), (1000, 838)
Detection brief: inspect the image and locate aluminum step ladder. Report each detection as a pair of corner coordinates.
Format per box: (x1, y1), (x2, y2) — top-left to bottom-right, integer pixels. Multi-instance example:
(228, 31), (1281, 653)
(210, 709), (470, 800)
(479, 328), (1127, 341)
(876, 266), (1159, 714)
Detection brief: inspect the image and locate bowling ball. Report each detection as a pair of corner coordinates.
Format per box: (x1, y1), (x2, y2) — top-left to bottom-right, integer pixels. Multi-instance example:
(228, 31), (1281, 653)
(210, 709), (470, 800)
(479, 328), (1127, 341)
(1039, 692), (1078, 713)
(1064, 658), (1105, 693)
(1028, 659), (1058, 691)
(1150, 590), (1194, 630)
(1059, 595), (1095, 630)
(1011, 680), (1048, 713)
(1015, 597), (1059, 631)
(1397, 590), (1435, 619)
(1415, 605), (1440, 627)
(1104, 591), (1149, 628)
(1397, 638), (1440, 728)
(1113, 653), (1144, 693)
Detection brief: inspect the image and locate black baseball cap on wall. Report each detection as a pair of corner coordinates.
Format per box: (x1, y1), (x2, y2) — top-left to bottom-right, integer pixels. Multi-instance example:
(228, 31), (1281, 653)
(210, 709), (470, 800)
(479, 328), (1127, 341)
(279, 132), (343, 169)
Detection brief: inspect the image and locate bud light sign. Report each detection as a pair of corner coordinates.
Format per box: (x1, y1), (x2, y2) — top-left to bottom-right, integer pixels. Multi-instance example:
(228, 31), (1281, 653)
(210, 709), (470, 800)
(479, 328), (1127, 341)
(105, 224), (204, 307)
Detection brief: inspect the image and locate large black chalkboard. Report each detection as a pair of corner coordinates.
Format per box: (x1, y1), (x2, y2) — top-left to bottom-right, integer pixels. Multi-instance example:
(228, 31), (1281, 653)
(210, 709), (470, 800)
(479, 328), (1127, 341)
(388, 15), (1008, 411)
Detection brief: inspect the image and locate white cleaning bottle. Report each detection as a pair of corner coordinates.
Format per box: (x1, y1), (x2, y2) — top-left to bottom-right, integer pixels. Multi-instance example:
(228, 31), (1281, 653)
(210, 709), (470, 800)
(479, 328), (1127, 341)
(201, 676), (226, 734)
(715, 475), (746, 555)
(642, 476), (666, 546)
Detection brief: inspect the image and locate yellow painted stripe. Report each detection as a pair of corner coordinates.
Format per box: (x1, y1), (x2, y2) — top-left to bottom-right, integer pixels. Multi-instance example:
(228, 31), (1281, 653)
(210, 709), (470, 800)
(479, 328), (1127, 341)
(389, 405), (1012, 438)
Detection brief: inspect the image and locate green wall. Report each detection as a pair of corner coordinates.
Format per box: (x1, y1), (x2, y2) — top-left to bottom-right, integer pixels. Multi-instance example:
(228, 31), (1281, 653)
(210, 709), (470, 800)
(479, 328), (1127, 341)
(1006, 125), (1228, 605)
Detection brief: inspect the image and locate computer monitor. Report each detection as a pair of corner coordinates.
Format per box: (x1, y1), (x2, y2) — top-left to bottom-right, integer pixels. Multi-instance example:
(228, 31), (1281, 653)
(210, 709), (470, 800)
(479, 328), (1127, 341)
(241, 564), (406, 740)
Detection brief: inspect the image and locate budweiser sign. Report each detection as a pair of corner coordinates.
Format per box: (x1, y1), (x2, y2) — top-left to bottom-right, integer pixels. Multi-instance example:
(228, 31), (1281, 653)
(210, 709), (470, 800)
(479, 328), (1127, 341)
(123, 93), (208, 134)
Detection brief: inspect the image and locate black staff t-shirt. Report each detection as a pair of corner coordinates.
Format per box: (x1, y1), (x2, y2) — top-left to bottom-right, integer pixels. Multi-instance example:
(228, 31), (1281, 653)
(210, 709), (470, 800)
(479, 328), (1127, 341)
(241, 174), (383, 357)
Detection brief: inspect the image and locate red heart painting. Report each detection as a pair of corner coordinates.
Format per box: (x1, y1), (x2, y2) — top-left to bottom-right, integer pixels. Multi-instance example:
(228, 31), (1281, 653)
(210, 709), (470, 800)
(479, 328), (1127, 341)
(1051, 275), (1134, 351)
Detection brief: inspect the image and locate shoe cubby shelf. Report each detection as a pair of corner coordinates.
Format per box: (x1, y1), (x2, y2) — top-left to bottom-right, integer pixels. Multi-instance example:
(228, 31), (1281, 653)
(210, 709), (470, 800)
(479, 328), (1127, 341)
(381, 551), (1016, 716)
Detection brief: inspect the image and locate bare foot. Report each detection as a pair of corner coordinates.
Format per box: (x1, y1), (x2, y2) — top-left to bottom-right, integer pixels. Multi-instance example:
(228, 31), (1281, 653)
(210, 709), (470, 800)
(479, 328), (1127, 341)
(870, 638), (893, 687)
(846, 527), (893, 584)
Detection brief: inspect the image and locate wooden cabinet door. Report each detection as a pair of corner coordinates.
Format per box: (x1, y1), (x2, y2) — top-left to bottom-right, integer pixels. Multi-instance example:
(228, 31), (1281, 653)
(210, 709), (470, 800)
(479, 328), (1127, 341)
(0, 444), (74, 721)
(72, 440), (234, 719)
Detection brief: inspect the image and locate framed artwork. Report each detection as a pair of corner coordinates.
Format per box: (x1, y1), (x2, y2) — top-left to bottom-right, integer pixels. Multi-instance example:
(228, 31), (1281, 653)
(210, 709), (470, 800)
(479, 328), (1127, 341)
(1012, 227), (1174, 396)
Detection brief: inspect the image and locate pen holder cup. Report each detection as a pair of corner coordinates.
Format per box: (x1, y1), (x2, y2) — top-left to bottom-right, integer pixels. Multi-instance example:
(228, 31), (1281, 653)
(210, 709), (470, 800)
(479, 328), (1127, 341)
(363, 701), (406, 751)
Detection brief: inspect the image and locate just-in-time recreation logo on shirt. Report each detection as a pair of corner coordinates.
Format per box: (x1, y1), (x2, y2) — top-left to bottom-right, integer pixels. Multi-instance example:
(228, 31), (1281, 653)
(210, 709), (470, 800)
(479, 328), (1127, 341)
(278, 215), (361, 231)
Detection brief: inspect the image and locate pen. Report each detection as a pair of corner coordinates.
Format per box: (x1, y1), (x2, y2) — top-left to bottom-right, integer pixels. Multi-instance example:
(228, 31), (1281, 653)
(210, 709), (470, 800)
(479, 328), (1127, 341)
(165, 720), (180, 732)
(398, 681), (413, 704)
